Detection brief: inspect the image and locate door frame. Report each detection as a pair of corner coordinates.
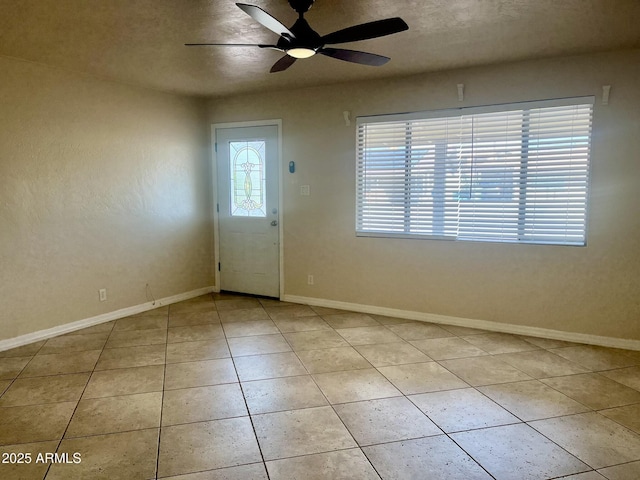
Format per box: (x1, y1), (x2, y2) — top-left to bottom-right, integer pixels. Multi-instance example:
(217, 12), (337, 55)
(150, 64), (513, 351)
(211, 119), (284, 299)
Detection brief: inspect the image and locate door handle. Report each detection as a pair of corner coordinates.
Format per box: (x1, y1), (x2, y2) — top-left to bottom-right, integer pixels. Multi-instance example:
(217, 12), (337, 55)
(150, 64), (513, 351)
(271, 220), (278, 226)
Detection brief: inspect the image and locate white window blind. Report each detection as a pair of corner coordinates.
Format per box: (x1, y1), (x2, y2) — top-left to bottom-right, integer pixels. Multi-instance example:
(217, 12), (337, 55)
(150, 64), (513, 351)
(356, 97), (594, 246)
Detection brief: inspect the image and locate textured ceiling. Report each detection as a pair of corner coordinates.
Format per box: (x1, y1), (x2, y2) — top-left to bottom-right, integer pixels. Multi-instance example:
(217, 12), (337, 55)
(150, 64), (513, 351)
(1, 0), (639, 97)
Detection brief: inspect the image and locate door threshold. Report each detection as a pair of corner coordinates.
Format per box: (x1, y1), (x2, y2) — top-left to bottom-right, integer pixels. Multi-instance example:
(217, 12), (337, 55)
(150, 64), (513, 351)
(216, 290), (280, 301)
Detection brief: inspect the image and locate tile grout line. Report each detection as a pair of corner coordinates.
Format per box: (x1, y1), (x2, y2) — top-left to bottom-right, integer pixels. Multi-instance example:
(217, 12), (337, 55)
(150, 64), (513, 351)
(267, 309), (636, 478)
(522, 419), (606, 473)
(277, 309), (485, 478)
(419, 348), (636, 474)
(2, 294), (639, 478)
(526, 409), (640, 464)
(153, 306), (170, 480)
(271, 308), (387, 479)
(361, 322), (500, 479)
(442, 432), (500, 480)
(41, 319), (115, 479)
(3, 337), (50, 388)
(221, 299), (273, 480)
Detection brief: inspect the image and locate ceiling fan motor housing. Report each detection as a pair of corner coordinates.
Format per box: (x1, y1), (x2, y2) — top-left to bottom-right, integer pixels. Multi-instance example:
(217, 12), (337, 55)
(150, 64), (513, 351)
(288, 0), (314, 14)
(277, 17), (322, 50)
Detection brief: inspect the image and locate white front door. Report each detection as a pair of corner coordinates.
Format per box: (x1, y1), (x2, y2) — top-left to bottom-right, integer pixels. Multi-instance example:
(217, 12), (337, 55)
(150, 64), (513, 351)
(215, 125), (280, 297)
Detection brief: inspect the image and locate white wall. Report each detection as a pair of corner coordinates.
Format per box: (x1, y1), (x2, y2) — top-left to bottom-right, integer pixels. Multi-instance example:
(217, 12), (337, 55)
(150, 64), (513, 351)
(0, 57), (214, 340)
(209, 49), (640, 341)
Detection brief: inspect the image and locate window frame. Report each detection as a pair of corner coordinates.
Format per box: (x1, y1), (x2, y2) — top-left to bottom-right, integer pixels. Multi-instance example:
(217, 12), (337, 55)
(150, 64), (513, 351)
(355, 97), (595, 246)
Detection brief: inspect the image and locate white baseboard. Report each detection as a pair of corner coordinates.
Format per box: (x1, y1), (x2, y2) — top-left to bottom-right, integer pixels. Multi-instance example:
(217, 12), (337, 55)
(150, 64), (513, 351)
(4, 288), (637, 353)
(283, 294), (640, 352)
(0, 286), (216, 352)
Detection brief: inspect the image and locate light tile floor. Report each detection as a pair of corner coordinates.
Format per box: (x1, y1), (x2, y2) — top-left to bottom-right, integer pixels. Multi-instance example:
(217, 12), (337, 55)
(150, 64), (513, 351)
(0, 293), (639, 479)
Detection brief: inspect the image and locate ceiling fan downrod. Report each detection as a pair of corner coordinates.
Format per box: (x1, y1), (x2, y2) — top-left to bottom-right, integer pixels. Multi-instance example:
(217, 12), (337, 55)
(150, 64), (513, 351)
(288, 0), (314, 15)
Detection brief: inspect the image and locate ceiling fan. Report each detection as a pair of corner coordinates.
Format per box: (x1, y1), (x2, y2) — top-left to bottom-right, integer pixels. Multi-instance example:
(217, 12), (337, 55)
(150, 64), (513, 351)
(186, 0), (409, 73)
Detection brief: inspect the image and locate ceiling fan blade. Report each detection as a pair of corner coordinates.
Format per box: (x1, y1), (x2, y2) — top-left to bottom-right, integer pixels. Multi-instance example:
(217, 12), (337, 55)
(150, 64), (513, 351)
(185, 43), (283, 51)
(236, 3), (295, 40)
(270, 55), (297, 73)
(319, 48), (390, 66)
(321, 17), (408, 45)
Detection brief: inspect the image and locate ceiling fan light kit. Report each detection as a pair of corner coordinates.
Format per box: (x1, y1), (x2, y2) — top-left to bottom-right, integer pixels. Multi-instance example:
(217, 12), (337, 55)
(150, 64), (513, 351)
(287, 47), (316, 59)
(186, 0), (408, 72)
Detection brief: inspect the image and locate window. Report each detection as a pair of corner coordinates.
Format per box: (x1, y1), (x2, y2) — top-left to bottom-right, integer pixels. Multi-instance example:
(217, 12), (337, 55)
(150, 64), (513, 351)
(356, 97), (594, 246)
(230, 140), (267, 217)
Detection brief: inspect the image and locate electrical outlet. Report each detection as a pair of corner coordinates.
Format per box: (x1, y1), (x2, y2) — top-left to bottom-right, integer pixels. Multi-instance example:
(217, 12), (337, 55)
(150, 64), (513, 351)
(99, 288), (107, 302)
(307, 275), (314, 285)
(300, 185), (310, 196)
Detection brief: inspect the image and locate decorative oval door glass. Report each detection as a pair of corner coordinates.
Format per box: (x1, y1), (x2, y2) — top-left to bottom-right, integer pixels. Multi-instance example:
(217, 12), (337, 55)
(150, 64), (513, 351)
(230, 140), (267, 217)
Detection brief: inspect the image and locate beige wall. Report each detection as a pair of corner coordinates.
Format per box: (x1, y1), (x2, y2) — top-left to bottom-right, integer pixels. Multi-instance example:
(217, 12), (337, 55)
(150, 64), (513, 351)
(2, 49), (637, 343)
(0, 56), (213, 341)
(209, 50), (640, 341)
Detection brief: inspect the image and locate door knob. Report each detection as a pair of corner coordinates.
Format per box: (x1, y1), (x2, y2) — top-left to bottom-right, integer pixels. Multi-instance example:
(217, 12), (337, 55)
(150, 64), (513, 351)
(271, 220), (278, 226)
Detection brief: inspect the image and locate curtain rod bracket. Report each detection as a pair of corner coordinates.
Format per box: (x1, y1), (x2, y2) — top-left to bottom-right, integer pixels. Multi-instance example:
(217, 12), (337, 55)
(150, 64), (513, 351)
(602, 85), (611, 105)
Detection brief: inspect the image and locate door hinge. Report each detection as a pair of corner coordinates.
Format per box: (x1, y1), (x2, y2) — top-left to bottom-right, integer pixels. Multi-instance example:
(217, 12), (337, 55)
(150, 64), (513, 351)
(216, 203), (219, 213)
(214, 142), (217, 153)
(218, 262), (221, 271)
